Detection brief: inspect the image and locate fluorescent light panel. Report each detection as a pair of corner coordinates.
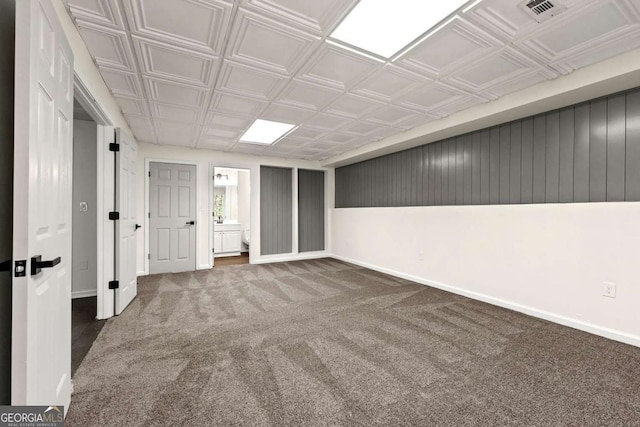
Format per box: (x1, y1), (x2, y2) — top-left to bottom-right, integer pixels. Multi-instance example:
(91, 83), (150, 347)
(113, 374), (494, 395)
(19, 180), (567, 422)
(330, 0), (471, 59)
(239, 119), (296, 145)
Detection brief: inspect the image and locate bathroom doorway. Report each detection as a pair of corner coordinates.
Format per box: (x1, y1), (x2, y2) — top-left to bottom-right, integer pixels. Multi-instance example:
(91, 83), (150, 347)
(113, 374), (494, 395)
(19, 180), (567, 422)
(211, 167), (251, 266)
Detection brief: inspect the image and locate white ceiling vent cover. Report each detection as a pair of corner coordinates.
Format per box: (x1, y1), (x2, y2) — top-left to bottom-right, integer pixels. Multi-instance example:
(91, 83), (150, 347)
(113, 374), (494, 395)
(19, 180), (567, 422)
(519, 0), (567, 23)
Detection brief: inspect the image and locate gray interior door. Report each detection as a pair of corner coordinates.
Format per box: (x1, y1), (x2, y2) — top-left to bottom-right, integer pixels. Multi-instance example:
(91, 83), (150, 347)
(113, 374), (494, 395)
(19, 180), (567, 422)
(149, 162), (197, 274)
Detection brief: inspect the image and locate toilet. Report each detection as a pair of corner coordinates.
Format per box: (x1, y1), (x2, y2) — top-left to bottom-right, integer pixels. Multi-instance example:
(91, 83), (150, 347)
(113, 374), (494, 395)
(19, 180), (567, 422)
(241, 227), (250, 247)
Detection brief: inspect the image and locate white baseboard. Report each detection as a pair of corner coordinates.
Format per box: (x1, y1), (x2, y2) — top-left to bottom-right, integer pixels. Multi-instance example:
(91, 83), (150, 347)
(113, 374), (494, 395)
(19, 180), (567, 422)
(331, 254), (640, 348)
(72, 289), (97, 299)
(252, 251), (330, 265)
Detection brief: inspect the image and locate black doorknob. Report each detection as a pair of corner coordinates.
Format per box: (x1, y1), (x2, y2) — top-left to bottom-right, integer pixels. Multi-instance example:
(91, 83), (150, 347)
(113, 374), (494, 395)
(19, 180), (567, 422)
(185, 221), (195, 225)
(135, 224), (142, 230)
(31, 255), (61, 276)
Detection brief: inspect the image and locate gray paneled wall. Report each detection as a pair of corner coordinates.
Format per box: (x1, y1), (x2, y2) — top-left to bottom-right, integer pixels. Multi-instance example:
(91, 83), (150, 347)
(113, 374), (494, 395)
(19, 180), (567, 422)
(298, 169), (325, 252)
(336, 88), (640, 208)
(260, 166), (293, 255)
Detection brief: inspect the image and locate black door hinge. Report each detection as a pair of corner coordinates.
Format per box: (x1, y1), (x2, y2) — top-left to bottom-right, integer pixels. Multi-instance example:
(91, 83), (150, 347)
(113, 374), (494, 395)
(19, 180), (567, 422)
(109, 211), (120, 220)
(108, 280), (119, 290)
(148, 171), (151, 177)
(109, 142), (120, 152)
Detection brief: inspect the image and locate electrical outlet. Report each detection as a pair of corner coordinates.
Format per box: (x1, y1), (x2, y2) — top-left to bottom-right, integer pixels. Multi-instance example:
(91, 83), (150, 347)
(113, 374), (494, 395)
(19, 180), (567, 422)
(418, 251), (425, 262)
(603, 282), (616, 298)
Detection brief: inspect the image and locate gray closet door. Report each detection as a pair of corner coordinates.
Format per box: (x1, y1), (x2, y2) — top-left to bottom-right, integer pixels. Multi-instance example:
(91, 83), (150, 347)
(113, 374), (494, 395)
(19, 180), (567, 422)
(260, 166), (292, 255)
(298, 169), (325, 252)
(149, 162), (197, 274)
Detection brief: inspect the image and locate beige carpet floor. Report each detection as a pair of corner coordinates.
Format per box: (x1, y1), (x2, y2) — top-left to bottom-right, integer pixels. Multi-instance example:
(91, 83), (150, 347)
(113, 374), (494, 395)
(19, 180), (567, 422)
(67, 259), (640, 426)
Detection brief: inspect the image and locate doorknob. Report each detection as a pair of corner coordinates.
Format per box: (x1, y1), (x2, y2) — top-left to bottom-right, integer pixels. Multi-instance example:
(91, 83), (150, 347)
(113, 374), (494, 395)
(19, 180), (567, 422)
(135, 224), (142, 230)
(31, 255), (61, 276)
(185, 221), (195, 225)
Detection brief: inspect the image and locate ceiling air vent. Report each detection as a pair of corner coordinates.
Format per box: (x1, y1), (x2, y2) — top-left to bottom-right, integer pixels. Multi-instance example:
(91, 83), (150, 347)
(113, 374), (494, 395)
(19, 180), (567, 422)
(519, 0), (567, 23)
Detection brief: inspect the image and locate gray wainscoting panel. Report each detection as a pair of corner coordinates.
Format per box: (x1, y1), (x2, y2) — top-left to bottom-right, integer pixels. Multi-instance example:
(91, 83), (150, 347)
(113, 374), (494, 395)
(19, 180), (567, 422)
(260, 166), (292, 255)
(627, 89), (640, 201)
(335, 88), (640, 208)
(298, 169), (325, 253)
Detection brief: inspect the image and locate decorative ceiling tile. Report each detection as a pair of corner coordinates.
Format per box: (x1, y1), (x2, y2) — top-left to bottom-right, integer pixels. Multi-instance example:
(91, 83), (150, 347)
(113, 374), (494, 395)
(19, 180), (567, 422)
(352, 65), (427, 102)
(217, 61), (288, 101)
(288, 126), (326, 140)
(151, 102), (201, 124)
(123, 0), (232, 54)
(463, 0), (538, 41)
(396, 17), (503, 78)
(100, 68), (144, 98)
(133, 37), (217, 87)
(69, 0), (640, 161)
(260, 103), (316, 125)
(326, 93), (385, 119)
(442, 47), (554, 94)
(114, 96), (149, 116)
(515, 0), (640, 74)
(276, 79), (342, 111)
(228, 10), (320, 76)
(205, 112), (253, 130)
(296, 44), (382, 91)
(156, 120), (197, 145)
(124, 114), (153, 130)
(363, 104), (422, 127)
(339, 120), (383, 137)
(68, 0), (125, 30)
(145, 77), (207, 108)
(203, 126), (242, 140)
(243, 0), (358, 35)
(210, 92), (268, 117)
(303, 112), (353, 131)
(75, 22), (135, 71)
(397, 82), (467, 114)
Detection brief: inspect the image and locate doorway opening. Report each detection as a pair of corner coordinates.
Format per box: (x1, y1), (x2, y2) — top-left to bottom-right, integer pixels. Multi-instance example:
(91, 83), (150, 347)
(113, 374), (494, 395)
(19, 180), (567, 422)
(71, 97), (105, 375)
(212, 167), (251, 267)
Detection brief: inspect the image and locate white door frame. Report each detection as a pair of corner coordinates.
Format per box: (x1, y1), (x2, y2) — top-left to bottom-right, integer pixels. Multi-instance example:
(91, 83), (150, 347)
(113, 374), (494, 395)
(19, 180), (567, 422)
(144, 158), (199, 275)
(73, 73), (114, 320)
(209, 163), (253, 265)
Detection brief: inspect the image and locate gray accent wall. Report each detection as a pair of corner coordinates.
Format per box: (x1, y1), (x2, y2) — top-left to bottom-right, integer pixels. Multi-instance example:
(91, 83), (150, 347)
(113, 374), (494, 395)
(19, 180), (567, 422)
(260, 166), (292, 255)
(336, 88), (640, 208)
(0, 0), (14, 405)
(298, 169), (325, 252)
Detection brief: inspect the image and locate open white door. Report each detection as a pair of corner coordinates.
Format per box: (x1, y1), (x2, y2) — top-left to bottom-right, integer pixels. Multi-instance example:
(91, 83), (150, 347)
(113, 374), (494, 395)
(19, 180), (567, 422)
(12, 0), (73, 410)
(115, 129), (137, 315)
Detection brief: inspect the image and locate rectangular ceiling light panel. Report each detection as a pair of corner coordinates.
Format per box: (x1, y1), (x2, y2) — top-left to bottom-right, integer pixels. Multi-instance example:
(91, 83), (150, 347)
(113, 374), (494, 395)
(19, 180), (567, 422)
(330, 0), (471, 58)
(239, 119), (296, 145)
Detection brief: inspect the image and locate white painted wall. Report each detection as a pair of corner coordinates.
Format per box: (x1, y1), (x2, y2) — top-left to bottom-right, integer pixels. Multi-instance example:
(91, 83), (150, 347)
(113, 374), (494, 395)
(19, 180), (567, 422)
(137, 143), (331, 274)
(331, 203), (640, 347)
(72, 119), (98, 298)
(237, 170), (251, 252)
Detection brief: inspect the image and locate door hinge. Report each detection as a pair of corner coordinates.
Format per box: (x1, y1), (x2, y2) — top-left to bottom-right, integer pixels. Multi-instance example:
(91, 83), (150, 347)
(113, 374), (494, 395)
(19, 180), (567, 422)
(108, 280), (119, 290)
(148, 171), (151, 177)
(109, 211), (120, 221)
(147, 254), (150, 260)
(109, 142), (120, 152)
(148, 212), (151, 218)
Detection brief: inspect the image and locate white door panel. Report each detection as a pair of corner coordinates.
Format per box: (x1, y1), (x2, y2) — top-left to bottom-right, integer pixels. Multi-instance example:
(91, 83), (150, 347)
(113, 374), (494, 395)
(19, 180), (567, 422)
(115, 129), (137, 315)
(13, 0), (73, 410)
(149, 162), (196, 274)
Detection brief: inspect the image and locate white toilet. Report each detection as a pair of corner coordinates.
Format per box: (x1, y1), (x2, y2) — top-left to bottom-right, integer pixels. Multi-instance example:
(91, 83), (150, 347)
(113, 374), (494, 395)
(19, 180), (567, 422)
(241, 227), (250, 247)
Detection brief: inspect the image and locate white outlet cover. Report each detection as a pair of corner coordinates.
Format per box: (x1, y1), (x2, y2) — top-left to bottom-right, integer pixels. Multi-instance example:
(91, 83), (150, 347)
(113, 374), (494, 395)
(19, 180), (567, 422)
(603, 282), (617, 298)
